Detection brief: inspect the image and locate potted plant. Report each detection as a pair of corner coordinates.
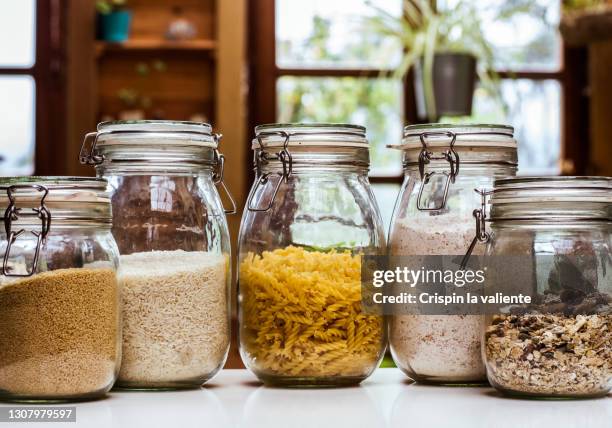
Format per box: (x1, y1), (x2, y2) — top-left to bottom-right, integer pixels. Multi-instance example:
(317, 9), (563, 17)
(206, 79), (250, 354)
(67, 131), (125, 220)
(97, 0), (132, 43)
(366, 0), (503, 121)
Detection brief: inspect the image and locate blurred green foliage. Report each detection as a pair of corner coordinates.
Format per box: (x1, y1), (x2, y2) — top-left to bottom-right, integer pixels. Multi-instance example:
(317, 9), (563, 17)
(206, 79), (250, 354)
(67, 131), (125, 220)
(563, 0), (611, 12)
(96, 0), (128, 14)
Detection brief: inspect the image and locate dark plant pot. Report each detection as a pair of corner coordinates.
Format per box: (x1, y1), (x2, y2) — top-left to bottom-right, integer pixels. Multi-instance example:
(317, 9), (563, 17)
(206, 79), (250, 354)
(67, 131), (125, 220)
(99, 10), (132, 42)
(414, 53), (477, 121)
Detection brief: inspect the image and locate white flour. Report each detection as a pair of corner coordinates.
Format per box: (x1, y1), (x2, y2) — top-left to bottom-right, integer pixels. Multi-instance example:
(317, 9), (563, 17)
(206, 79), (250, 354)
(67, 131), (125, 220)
(389, 215), (487, 382)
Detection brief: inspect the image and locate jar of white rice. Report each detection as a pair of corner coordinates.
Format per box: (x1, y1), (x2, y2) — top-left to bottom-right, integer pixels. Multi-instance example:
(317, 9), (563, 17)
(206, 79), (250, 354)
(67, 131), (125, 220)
(80, 120), (234, 389)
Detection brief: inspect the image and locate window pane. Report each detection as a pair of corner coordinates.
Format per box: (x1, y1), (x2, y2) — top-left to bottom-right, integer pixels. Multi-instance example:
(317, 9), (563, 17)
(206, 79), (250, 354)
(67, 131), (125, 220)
(277, 76), (403, 176)
(0, 76), (35, 176)
(276, 0), (402, 69)
(439, 0), (561, 71)
(0, 0), (36, 68)
(442, 79), (561, 175)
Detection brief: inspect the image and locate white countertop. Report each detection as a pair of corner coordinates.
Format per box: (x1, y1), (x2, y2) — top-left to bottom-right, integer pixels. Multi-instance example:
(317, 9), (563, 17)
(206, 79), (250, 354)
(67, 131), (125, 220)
(1, 368), (610, 428)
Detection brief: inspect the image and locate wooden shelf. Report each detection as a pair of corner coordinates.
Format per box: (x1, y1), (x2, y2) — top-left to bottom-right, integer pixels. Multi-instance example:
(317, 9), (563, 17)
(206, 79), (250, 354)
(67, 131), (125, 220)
(95, 39), (217, 57)
(94, 1), (218, 123)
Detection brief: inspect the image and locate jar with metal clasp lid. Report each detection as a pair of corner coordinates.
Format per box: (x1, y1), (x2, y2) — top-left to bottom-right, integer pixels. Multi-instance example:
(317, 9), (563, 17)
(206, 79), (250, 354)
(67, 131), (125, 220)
(473, 177), (612, 398)
(0, 177), (121, 402)
(238, 123), (386, 387)
(387, 124), (518, 384)
(80, 120), (234, 389)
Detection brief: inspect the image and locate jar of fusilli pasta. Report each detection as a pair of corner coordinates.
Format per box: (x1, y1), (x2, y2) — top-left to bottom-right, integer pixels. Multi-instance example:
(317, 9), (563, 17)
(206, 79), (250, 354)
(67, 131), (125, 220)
(238, 124), (386, 387)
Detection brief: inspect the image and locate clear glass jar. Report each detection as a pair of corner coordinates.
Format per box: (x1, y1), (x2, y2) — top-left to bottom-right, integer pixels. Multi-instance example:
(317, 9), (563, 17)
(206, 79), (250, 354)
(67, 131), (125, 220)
(238, 124), (386, 387)
(0, 177), (121, 402)
(481, 177), (612, 398)
(81, 120), (234, 389)
(387, 124), (518, 384)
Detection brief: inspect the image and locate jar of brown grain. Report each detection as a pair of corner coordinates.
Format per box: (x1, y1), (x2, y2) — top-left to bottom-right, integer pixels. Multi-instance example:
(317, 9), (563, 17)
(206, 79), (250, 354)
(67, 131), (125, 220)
(0, 177), (121, 402)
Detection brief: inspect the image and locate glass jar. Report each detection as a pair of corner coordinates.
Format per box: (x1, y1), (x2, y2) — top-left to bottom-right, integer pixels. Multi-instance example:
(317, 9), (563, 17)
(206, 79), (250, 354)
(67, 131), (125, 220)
(80, 120), (234, 389)
(0, 177), (121, 402)
(387, 124), (518, 384)
(238, 124), (386, 387)
(480, 177), (612, 398)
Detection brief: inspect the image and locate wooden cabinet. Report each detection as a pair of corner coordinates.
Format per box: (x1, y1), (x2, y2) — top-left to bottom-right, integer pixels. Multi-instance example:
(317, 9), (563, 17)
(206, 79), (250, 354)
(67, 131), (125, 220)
(66, 0), (248, 264)
(561, 8), (612, 176)
(95, 0), (216, 122)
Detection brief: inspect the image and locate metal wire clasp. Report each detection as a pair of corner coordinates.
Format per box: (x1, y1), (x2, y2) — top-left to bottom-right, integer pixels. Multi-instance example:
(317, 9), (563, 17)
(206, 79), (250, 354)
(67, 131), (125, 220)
(79, 132), (105, 165)
(247, 131), (293, 212)
(416, 131), (460, 211)
(460, 188), (494, 269)
(212, 133), (237, 215)
(2, 185), (51, 277)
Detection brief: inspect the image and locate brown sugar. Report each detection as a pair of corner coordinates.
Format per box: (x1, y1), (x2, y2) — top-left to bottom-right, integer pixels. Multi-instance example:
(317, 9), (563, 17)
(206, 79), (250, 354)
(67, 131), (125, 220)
(0, 268), (120, 398)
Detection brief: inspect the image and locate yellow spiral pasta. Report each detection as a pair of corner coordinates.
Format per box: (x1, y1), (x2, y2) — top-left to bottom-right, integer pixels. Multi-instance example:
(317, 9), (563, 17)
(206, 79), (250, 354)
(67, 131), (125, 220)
(239, 246), (383, 378)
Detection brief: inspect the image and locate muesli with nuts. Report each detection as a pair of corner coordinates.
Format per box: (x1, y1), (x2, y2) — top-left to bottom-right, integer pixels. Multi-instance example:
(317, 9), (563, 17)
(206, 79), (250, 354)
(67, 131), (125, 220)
(485, 309), (612, 397)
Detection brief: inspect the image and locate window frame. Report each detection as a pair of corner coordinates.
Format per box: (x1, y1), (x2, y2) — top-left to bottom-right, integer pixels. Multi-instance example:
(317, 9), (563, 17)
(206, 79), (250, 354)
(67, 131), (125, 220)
(0, 0), (67, 176)
(248, 0), (588, 183)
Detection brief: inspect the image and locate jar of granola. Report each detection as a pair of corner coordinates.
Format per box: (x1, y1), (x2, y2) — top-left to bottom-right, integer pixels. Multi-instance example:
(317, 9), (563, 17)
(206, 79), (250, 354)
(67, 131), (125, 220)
(80, 121), (234, 389)
(479, 177), (612, 398)
(238, 124), (386, 387)
(387, 124), (517, 384)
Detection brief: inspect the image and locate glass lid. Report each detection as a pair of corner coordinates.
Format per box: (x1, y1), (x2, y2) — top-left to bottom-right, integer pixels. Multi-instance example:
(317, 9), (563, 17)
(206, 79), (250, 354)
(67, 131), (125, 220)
(80, 120), (221, 167)
(0, 177), (110, 204)
(0, 177), (112, 223)
(99, 120), (212, 134)
(404, 123), (514, 134)
(390, 123), (516, 149)
(253, 123), (368, 148)
(491, 176), (612, 204)
(489, 176), (612, 221)
(94, 120), (217, 147)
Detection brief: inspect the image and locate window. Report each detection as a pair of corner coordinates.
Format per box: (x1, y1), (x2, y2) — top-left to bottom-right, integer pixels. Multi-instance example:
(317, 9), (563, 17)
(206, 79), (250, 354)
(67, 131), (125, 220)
(469, 79), (562, 175)
(250, 0), (565, 228)
(0, 0), (37, 175)
(437, 0), (563, 176)
(0, 0), (66, 176)
(276, 76), (403, 177)
(276, 0), (402, 70)
(274, 0), (404, 180)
